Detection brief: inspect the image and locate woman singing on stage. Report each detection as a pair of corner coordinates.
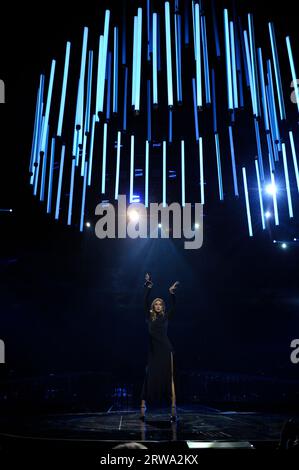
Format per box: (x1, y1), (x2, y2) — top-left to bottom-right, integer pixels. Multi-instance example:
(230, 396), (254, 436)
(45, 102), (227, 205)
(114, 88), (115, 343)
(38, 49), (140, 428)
(140, 273), (179, 422)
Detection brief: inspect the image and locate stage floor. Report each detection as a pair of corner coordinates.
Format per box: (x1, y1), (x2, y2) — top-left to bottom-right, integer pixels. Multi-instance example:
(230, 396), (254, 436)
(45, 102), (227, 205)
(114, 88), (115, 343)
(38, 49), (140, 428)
(0, 404), (291, 445)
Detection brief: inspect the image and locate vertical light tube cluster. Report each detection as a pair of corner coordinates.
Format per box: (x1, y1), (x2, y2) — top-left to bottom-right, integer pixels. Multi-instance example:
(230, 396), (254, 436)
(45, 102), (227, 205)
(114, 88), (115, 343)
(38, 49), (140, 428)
(224, 9), (233, 111)
(230, 21), (238, 109)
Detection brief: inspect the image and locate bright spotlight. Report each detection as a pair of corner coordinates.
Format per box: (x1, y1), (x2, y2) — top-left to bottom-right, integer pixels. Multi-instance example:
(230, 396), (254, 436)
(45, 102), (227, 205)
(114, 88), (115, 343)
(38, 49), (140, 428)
(281, 243), (287, 249)
(128, 209), (140, 222)
(265, 211), (272, 219)
(158, 223), (162, 228)
(86, 222), (91, 228)
(294, 238), (297, 242)
(195, 223), (200, 229)
(273, 240), (277, 244)
(266, 183), (277, 195)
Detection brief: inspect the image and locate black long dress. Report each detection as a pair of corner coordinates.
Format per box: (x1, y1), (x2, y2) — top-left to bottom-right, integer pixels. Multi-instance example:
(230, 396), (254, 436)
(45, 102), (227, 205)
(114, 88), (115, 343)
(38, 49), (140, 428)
(141, 284), (176, 406)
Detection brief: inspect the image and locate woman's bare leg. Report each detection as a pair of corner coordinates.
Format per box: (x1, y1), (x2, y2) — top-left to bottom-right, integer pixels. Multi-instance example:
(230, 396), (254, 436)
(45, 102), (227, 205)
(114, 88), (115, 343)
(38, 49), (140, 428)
(140, 399), (146, 417)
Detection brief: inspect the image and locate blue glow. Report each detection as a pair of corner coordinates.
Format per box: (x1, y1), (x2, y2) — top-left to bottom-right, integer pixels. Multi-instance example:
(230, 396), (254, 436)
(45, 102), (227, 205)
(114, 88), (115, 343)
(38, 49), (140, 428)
(169, 109), (172, 143)
(55, 145), (66, 220)
(254, 119), (265, 182)
(248, 14), (260, 117)
(269, 22), (286, 120)
(30, 75), (44, 182)
(244, 31), (256, 115)
(101, 123), (108, 194)
(106, 51), (112, 120)
(257, 48), (270, 132)
(255, 159), (266, 230)
(165, 2), (174, 107)
(242, 167), (253, 237)
(40, 125), (49, 201)
(269, 160), (279, 226)
(147, 80), (151, 142)
(282, 143), (294, 218)
(266, 60), (281, 149)
(57, 42), (71, 137)
(99, 11), (110, 114)
(135, 8), (143, 112)
(174, 13), (182, 103)
(33, 116), (44, 196)
(211, 69), (217, 134)
(131, 16), (137, 107)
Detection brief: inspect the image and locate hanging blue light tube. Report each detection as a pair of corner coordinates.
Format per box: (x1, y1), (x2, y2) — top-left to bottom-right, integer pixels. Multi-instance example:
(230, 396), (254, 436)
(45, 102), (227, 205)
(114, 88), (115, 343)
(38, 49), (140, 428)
(31, 100), (44, 186)
(106, 52), (112, 120)
(135, 8), (143, 113)
(88, 115), (96, 187)
(147, 80), (151, 142)
(192, 0), (196, 60)
(248, 14), (261, 117)
(269, 163), (279, 227)
(55, 145), (66, 220)
(289, 131), (299, 193)
(266, 134), (275, 173)
(175, 14), (183, 103)
(286, 36), (299, 113)
(96, 35), (104, 116)
(181, 140), (186, 207)
(40, 125), (49, 201)
(228, 126), (239, 197)
(145, 140), (149, 207)
(199, 137), (204, 205)
(115, 131), (121, 200)
(201, 15), (211, 105)
(243, 30), (256, 116)
(157, 14), (161, 72)
(99, 11), (110, 114)
(238, 18), (250, 88)
(257, 48), (270, 132)
(255, 159), (266, 230)
(76, 27), (88, 136)
(282, 143), (293, 218)
(47, 138), (55, 214)
(147, 0), (151, 61)
(165, 2), (174, 108)
(152, 13), (158, 106)
(268, 22), (286, 121)
(211, 69), (217, 134)
(30, 76), (44, 177)
(129, 135), (135, 203)
(195, 4), (202, 108)
(41, 60), (56, 153)
(81, 50), (93, 177)
(267, 60), (280, 146)
(101, 123), (108, 194)
(212, 0), (221, 57)
(131, 16), (137, 107)
(122, 4), (126, 66)
(215, 134), (224, 201)
(192, 78), (199, 141)
(80, 161), (88, 232)
(224, 9), (233, 111)
(238, 70), (244, 108)
(113, 27), (119, 114)
(254, 118), (265, 182)
(123, 67), (128, 131)
(67, 157), (76, 226)
(242, 167), (253, 237)
(33, 116), (44, 196)
(163, 141), (167, 207)
(57, 42), (71, 137)
(230, 21), (238, 109)
(184, 0), (189, 46)
(169, 109), (173, 143)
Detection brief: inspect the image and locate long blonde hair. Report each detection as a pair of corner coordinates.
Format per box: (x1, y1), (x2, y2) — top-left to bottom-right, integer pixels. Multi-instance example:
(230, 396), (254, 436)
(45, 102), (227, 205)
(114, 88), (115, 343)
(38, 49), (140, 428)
(150, 297), (165, 321)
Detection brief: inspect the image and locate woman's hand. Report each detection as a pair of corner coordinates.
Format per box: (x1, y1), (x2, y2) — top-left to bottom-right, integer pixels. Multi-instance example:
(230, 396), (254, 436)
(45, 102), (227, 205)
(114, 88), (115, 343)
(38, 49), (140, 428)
(169, 281), (179, 294)
(145, 272), (153, 288)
